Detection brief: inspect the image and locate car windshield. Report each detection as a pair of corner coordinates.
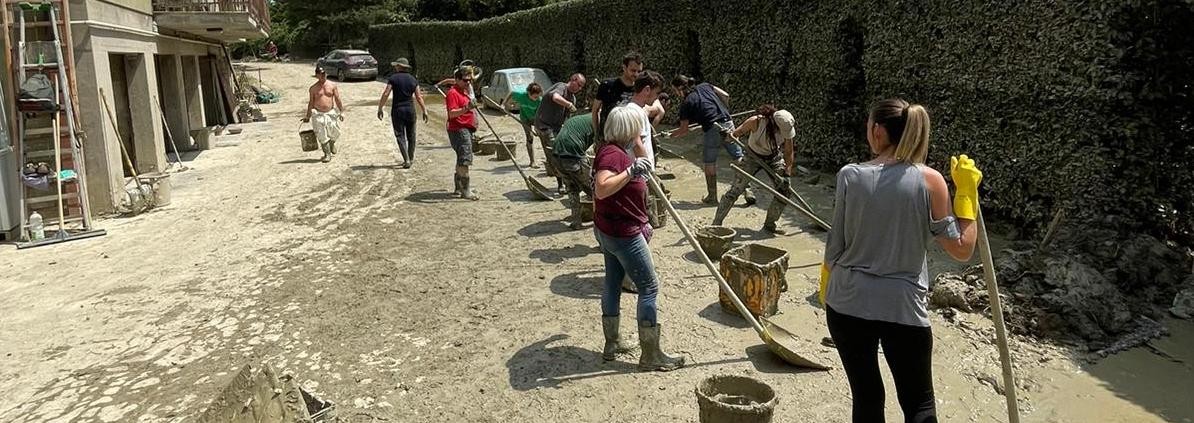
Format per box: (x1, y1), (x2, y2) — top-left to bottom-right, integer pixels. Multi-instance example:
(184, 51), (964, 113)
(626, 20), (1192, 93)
(507, 71), (535, 87)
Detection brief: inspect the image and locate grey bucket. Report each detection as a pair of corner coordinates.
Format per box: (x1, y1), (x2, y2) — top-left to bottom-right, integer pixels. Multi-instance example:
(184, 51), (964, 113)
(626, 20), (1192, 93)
(695, 375), (777, 423)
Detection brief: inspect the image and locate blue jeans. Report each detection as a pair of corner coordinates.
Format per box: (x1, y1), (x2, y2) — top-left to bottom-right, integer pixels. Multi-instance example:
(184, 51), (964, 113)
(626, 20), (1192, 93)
(594, 228), (658, 325)
(702, 120), (744, 164)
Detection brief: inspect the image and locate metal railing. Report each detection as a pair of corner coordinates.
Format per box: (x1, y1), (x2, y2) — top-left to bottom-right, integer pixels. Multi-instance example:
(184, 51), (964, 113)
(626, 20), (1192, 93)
(152, 0), (271, 32)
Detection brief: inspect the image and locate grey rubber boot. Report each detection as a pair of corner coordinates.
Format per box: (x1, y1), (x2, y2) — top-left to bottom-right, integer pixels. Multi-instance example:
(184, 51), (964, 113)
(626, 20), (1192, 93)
(712, 194), (734, 226)
(702, 174), (718, 205)
(569, 192), (584, 230)
(329, 140), (337, 154)
(320, 142), (332, 163)
(601, 316), (635, 361)
(763, 197), (787, 235)
(527, 143), (538, 168)
(638, 322), (685, 372)
(453, 174), (463, 196)
(461, 176), (479, 201)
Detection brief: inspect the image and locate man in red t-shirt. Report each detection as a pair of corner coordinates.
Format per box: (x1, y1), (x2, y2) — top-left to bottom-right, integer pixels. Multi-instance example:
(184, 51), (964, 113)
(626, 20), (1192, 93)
(445, 67), (479, 200)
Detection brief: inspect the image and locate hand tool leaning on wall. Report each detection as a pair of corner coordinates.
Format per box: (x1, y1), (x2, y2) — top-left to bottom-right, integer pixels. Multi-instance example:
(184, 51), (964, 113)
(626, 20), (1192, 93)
(645, 172), (830, 370)
(435, 86), (556, 201)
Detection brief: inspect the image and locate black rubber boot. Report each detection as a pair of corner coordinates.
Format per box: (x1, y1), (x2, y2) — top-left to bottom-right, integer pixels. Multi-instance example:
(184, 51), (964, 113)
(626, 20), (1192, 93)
(602, 316), (635, 361)
(638, 322), (684, 372)
(569, 192), (584, 230)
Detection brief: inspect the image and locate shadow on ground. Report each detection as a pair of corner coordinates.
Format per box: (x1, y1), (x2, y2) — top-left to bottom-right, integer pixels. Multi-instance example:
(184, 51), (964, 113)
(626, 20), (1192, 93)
(531, 243), (598, 264)
(549, 271), (604, 300)
(698, 301), (751, 329)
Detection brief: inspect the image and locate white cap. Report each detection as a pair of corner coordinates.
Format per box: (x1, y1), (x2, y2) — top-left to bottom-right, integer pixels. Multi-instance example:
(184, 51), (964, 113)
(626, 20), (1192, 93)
(773, 110), (796, 139)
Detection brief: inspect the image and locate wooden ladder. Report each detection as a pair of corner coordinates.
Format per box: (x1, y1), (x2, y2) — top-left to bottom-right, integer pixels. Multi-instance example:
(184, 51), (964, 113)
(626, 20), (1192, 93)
(2, 0), (102, 246)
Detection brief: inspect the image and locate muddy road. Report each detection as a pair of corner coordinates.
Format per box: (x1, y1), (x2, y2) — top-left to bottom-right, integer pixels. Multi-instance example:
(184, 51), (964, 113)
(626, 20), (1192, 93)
(0, 62), (1191, 422)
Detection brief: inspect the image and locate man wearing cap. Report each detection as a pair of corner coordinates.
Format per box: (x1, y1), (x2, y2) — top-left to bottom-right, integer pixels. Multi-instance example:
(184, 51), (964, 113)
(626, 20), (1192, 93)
(533, 72), (587, 194)
(302, 66), (345, 163)
(377, 58), (428, 169)
(712, 105), (799, 235)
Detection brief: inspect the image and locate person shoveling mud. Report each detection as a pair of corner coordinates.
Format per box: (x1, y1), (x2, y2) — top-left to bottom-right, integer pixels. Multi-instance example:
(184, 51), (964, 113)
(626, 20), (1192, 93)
(820, 98), (983, 422)
(592, 105), (684, 372)
(712, 104), (798, 235)
(444, 68), (481, 201)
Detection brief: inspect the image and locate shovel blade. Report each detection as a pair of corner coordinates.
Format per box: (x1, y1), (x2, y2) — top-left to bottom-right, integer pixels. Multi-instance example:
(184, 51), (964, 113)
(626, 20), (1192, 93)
(525, 176), (556, 201)
(760, 316), (832, 370)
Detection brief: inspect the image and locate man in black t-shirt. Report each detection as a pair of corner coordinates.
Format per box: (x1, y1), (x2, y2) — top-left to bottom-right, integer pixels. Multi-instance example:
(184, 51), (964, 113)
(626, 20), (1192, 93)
(591, 51), (643, 140)
(377, 58), (428, 169)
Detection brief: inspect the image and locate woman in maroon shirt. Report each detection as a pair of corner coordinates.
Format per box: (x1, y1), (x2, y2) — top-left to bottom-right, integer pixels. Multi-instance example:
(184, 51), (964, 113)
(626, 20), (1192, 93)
(592, 106), (685, 372)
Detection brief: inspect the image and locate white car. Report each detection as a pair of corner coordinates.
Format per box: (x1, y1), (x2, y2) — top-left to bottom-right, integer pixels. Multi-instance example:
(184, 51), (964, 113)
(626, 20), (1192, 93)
(480, 68), (552, 112)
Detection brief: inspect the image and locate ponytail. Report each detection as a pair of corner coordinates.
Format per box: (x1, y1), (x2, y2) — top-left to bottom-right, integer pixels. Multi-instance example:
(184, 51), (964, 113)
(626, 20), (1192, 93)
(868, 98), (930, 164)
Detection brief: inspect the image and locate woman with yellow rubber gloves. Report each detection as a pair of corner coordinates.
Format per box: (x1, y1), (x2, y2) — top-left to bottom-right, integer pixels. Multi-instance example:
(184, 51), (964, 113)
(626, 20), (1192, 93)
(819, 98), (981, 423)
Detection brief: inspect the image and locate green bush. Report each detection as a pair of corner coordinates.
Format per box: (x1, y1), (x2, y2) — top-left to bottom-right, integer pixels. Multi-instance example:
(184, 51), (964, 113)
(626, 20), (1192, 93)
(369, 0), (1193, 243)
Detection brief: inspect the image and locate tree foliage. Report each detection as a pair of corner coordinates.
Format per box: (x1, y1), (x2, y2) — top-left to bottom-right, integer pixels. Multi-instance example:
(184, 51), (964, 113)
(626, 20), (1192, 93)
(232, 0), (565, 58)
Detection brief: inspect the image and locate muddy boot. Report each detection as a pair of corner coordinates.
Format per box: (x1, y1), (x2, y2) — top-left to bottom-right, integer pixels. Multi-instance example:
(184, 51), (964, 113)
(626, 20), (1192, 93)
(569, 193), (584, 230)
(712, 195), (734, 226)
(320, 143), (332, 163)
(527, 143), (538, 168)
(763, 222), (789, 236)
(602, 316), (635, 361)
(461, 176), (479, 201)
(744, 189), (757, 206)
(638, 322), (684, 372)
(702, 174), (719, 205)
(329, 140), (337, 155)
(453, 174), (463, 197)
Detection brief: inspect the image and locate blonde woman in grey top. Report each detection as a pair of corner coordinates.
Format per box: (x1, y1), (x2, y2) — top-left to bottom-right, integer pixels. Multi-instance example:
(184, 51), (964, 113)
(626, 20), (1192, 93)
(821, 98), (983, 423)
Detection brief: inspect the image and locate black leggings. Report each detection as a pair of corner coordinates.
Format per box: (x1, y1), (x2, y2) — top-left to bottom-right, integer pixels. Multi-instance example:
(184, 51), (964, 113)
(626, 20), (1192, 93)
(826, 306), (936, 423)
(391, 106), (416, 161)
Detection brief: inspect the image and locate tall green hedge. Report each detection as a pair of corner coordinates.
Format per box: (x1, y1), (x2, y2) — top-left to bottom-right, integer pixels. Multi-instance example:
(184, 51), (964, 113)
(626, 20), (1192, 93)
(370, 0), (1193, 242)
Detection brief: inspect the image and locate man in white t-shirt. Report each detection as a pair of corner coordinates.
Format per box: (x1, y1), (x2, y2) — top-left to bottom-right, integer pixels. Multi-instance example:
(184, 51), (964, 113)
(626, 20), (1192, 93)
(621, 70), (664, 169)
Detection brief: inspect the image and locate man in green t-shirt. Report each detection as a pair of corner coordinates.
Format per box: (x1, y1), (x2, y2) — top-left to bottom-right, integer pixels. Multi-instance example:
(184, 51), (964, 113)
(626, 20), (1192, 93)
(503, 82), (543, 168)
(552, 114), (596, 229)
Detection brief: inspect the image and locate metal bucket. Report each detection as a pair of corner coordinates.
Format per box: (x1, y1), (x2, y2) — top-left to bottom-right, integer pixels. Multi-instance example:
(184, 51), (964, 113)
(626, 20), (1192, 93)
(695, 375), (777, 423)
(136, 171), (172, 207)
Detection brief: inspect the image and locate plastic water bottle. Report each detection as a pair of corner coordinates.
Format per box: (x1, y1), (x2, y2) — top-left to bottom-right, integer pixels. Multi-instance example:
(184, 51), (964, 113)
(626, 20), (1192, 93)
(29, 211), (44, 240)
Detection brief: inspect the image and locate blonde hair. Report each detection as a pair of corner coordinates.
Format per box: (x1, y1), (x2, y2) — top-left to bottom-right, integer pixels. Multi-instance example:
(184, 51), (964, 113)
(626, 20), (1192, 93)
(869, 99), (930, 164)
(603, 106), (645, 148)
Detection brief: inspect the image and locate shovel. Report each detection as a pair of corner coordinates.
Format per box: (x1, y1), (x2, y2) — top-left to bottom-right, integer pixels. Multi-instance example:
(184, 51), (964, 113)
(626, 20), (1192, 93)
(729, 136), (816, 213)
(730, 164), (832, 231)
(646, 174), (831, 370)
(977, 207), (1021, 423)
(437, 88), (555, 201)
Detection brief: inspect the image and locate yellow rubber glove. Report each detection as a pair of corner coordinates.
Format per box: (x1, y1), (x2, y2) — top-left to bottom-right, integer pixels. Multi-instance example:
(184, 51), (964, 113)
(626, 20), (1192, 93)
(819, 262), (830, 306)
(950, 154), (983, 220)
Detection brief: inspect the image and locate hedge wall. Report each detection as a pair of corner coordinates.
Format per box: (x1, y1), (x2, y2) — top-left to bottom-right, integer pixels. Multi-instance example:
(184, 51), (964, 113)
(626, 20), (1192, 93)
(370, 0), (1193, 242)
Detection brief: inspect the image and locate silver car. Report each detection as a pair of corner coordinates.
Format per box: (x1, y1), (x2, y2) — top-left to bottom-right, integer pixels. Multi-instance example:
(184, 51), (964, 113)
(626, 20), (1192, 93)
(316, 49), (379, 81)
(480, 68), (552, 112)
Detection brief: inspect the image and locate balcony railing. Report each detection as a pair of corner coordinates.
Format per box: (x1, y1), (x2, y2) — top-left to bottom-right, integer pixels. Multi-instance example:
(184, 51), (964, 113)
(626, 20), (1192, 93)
(152, 0), (271, 32)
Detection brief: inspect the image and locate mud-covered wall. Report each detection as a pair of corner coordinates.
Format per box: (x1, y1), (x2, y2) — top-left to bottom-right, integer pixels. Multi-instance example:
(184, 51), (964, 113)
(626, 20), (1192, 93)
(370, 0), (1194, 240)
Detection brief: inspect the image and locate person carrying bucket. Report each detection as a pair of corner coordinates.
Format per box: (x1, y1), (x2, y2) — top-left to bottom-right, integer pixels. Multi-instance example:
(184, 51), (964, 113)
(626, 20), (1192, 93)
(820, 98), (982, 422)
(301, 66), (345, 163)
(592, 105), (684, 372)
(502, 82), (544, 168)
(444, 68), (480, 201)
(711, 104), (796, 235)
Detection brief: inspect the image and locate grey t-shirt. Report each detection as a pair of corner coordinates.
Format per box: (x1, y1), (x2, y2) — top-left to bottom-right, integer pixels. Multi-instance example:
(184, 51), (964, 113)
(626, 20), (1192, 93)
(533, 82), (573, 132)
(823, 162), (960, 327)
